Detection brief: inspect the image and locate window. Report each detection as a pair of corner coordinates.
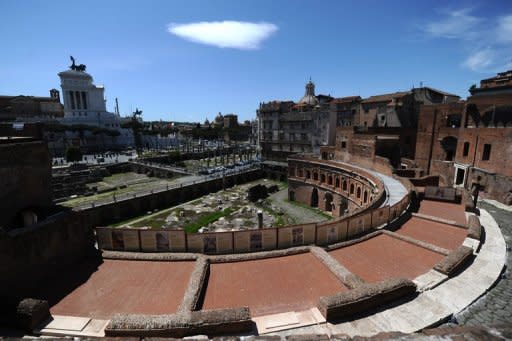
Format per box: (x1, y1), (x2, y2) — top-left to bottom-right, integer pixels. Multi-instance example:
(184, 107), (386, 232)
(69, 91), (75, 109)
(341, 141), (347, 149)
(482, 144), (491, 161)
(463, 142), (470, 157)
(81, 91), (88, 109)
(350, 183), (355, 194)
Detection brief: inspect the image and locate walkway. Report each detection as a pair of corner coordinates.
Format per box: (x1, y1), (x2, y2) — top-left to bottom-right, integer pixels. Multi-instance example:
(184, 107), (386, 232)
(455, 200), (512, 326)
(368, 170), (408, 207)
(331, 160), (407, 207)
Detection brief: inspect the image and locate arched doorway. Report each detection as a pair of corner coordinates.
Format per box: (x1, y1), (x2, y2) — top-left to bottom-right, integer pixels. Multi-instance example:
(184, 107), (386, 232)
(324, 192), (333, 211)
(441, 136), (458, 161)
(311, 188), (319, 207)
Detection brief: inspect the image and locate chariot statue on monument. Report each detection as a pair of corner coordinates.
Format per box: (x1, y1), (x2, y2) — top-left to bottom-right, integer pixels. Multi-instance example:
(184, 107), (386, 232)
(69, 56), (87, 72)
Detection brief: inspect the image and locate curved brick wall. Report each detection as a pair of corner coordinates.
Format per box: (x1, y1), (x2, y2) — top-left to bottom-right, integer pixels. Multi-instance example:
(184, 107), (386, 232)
(287, 157), (386, 217)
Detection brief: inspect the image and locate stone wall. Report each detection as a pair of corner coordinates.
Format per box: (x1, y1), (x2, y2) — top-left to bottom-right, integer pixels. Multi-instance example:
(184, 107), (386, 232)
(79, 169), (264, 228)
(0, 140), (52, 228)
(0, 210), (95, 301)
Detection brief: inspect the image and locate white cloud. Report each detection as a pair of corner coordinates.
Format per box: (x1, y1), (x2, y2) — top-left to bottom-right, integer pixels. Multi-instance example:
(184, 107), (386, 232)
(463, 49), (494, 72)
(497, 15), (512, 43)
(424, 8), (481, 39)
(167, 21), (278, 50)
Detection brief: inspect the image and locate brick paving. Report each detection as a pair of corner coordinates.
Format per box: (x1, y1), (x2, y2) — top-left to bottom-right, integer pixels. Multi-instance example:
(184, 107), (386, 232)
(455, 201), (512, 326)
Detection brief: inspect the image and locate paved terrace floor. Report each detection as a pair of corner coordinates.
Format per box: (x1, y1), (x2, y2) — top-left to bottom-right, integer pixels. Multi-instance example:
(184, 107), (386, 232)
(202, 253), (346, 317)
(396, 216), (468, 251)
(36, 259), (195, 319)
(417, 200), (467, 225)
(329, 233), (445, 283)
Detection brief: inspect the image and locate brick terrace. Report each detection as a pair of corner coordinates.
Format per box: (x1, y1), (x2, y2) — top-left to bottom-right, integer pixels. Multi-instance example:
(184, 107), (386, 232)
(42, 259), (195, 319)
(202, 253), (346, 317)
(329, 234), (445, 283)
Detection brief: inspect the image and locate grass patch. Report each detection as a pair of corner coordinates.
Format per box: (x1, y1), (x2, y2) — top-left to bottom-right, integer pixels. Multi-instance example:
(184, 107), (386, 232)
(184, 208), (235, 233)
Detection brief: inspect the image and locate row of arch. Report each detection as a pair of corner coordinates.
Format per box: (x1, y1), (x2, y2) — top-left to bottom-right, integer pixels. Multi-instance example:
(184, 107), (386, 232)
(288, 162), (378, 208)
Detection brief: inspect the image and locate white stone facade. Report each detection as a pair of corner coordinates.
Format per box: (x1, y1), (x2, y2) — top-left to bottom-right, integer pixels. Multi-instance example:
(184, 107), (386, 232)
(57, 69), (134, 147)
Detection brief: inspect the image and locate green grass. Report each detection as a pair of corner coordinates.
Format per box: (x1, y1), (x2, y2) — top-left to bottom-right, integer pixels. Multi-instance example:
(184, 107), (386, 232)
(184, 208), (235, 233)
(256, 201), (290, 227)
(285, 199), (334, 220)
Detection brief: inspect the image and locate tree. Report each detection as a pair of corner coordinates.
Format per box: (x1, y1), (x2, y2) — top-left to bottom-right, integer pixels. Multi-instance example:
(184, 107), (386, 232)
(65, 146), (82, 163)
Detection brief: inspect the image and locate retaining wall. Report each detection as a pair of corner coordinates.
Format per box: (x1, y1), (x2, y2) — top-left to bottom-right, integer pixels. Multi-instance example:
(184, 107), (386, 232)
(95, 192), (410, 254)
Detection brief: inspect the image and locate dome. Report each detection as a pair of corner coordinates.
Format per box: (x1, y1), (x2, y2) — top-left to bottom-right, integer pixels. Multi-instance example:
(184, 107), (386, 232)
(299, 79), (318, 105)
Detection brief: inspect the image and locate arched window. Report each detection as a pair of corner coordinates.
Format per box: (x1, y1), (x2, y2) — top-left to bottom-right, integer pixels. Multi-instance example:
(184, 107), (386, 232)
(313, 172), (318, 181)
(335, 177), (340, 188)
(343, 180), (347, 191)
(357, 187), (361, 198)
(350, 183), (355, 194)
(363, 190), (368, 203)
(320, 174), (326, 183)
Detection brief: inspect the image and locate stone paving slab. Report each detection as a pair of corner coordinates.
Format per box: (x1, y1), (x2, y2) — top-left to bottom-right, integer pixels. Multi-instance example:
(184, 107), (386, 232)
(34, 316), (109, 337)
(254, 308), (325, 334)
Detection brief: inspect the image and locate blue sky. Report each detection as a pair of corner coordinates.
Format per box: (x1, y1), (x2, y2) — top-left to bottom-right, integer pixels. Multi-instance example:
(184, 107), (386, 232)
(1, 0), (511, 122)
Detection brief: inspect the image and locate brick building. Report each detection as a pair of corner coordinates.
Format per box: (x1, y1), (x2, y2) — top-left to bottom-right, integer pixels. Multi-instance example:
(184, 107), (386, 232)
(0, 89), (64, 122)
(414, 70), (512, 204)
(257, 80), (358, 161)
(329, 87), (459, 165)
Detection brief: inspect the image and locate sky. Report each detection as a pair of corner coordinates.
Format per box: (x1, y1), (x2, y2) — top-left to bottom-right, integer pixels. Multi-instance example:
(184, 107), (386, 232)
(1, 0), (511, 122)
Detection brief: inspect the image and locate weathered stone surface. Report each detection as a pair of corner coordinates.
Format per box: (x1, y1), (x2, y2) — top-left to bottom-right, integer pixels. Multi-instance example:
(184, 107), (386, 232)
(15, 298), (50, 331)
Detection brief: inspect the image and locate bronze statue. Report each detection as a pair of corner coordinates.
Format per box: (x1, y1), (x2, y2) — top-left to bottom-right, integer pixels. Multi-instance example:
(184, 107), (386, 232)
(69, 55), (87, 72)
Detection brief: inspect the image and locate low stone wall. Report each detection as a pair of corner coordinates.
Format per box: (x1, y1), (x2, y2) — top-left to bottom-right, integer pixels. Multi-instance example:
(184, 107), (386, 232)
(317, 278), (417, 321)
(434, 245), (474, 276)
(105, 307), (253, 338)
(409, 175), (440, 187)
(467, 215), (482, 240)
(462, 189), (476, 213)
